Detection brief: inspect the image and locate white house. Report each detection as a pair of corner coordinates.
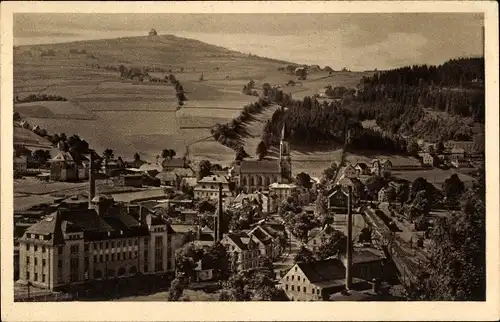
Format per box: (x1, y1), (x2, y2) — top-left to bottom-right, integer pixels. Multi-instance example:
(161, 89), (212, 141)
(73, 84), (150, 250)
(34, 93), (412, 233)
(193, 175), (231, 200)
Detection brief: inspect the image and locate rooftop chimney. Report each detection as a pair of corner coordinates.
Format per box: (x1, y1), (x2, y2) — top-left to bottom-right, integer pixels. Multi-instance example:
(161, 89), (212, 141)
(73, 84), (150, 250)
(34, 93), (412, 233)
(88, 151), (96, 209)
(345, 185), (353, 290)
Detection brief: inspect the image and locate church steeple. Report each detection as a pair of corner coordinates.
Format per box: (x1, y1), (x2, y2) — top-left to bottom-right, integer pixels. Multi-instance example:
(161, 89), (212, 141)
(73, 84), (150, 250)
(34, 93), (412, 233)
(279, 122), (292, 183)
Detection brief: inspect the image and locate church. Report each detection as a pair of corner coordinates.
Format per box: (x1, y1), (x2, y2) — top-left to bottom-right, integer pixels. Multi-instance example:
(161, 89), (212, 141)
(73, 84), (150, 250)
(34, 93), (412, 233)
(236, 124), (292, 193)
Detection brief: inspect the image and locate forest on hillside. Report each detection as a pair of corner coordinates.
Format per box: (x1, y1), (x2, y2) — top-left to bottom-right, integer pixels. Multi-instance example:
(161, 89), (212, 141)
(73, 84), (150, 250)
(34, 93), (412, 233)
(356, 58), (485, 122)
(259, 58), (485, 154)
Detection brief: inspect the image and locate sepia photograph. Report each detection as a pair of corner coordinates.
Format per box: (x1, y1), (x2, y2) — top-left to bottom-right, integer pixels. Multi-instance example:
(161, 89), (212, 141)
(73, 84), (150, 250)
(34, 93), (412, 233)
(1, 1), (499, 321)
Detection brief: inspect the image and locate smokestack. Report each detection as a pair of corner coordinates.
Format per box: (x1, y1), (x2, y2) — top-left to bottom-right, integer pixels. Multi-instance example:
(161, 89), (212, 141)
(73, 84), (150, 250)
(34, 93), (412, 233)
(346, 185), (353, 290)
(215, 182), (223, 242)
(88, 151), (96, 209)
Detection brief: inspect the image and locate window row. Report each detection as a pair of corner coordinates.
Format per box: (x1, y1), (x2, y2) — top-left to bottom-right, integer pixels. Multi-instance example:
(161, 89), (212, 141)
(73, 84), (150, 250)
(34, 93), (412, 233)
(25, 271), (47, 283)
(26, 256), (46, 267)
(27, 244), (47, 253)
(93, 250), (138, 263)
(284, 284), (320, 295)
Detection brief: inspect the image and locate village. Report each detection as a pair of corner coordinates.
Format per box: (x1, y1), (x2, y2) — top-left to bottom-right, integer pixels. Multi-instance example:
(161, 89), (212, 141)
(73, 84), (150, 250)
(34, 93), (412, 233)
(13, 98), (483, 301)
(8, 11), (488, 305)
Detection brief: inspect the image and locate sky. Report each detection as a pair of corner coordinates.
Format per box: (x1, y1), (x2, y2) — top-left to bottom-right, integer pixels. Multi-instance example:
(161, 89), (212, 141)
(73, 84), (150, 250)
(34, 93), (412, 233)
(14, 13), (484, 71)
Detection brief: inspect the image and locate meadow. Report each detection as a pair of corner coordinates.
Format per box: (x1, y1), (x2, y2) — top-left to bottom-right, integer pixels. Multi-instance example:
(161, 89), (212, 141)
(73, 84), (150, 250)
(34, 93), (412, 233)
(14, 34), (374, 172)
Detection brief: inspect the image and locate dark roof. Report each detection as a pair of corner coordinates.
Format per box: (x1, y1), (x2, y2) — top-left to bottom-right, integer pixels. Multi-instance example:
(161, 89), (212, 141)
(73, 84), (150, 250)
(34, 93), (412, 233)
(340, 248), (384, 265)
(22, 202), (151, 245)
(239, 160), (280, 174)
(225, 232), (251, 250)
(162, 158), (187, 169)
(297, 258), (346, 284)
(250, 227), (273, 245)
(355, 163), (368, 170)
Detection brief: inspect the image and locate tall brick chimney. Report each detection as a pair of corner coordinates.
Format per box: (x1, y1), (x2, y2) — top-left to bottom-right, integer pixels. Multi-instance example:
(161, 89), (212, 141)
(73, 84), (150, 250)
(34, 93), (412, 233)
(88, 150), (96, 209)
(345, 185), (353, 290)
(214, 182), (223, 242)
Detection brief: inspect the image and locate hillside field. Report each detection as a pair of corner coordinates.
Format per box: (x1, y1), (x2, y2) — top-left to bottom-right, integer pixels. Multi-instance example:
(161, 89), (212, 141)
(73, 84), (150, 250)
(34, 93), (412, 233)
(14, 34), (373, 171)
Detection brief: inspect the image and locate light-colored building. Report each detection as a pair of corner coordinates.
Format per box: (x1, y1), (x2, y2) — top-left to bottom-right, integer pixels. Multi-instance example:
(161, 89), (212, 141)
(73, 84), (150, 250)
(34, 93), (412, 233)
(279, 258), (351, 301)
(444, 140), (475, 154)
(221, 232), (261, 271)
(279, 248), (386, 301)
(17, 196), (173, 291)
(193, 175), (231, 200)
(306, 225), (336, 252)
(269, 182), (298, 213)
(418, 152), (438, 167)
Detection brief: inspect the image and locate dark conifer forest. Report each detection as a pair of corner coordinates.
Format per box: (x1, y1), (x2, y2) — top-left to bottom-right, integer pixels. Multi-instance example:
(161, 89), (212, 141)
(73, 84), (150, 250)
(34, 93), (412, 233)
(261, 58), (484, 154)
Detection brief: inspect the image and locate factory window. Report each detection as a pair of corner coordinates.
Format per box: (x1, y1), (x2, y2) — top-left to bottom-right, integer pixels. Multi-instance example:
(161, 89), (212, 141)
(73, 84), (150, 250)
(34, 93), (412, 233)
(42, 246), (46, 253)
(291, 285), (294, 291)
(94, 255), (97, 263)
(26, 256), (30, 265)
(291, 275), (294, 281)
(34, 273), (38, 281)
(42, 274), (46, 283)
(128, 240), (132, 246)
(34, 245), (38, 252)
(112, 253), (116, 261)
(34, 258), (38, 265)
(26, 271), (30, 280)
(285, 284), (289, 290)
(286, 276), (289, 281)
(70, 245), (79, 254)
(84, 244), (89, 251)
(42, 259), (46, 267)
(134, 239), (138, 246)
(99, 255), (103, 262)
(112, 241), (115, 248)
(298, 276), (301, 282)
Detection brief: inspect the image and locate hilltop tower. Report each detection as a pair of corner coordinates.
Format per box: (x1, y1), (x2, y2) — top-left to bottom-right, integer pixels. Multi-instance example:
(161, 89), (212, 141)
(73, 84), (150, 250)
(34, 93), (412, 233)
(279, 122), (292, 183)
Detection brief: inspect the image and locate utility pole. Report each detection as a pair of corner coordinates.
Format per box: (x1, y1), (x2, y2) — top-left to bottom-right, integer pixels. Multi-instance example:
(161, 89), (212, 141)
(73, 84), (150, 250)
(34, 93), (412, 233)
(345, 185), (353, 290)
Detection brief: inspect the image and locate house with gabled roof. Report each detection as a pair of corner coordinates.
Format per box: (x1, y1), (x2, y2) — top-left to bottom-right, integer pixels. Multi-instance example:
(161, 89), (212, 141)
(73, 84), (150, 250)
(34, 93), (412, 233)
(221, 232), (261, 271)
(279, 258), (362, 301)
(49, 151), (88, 182)
(306, 224), (337, 252)
(248, 225), (275, 259)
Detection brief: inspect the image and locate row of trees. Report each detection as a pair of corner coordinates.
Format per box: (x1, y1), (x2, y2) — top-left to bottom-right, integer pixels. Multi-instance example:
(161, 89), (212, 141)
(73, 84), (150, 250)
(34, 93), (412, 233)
(14, 94), (68, 103)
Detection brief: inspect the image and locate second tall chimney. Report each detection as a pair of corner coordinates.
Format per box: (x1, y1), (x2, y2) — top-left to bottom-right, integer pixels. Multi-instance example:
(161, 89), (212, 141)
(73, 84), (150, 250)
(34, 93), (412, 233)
(345, 185), (353, 290)
(88, 151), (96, 209)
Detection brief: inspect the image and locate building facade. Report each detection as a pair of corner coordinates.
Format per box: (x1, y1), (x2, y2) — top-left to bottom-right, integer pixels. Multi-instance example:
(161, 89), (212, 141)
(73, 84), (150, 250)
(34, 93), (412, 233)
(193, 175), (231, 200)
(237, 124), (292, 192)
(221, 232), (261, 271)
(17, 196), (173, 291)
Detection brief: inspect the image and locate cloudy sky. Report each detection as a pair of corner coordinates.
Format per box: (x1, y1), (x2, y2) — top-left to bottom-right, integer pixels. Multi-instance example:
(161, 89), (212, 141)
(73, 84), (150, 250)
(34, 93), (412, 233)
(14, 13), (484, 70)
